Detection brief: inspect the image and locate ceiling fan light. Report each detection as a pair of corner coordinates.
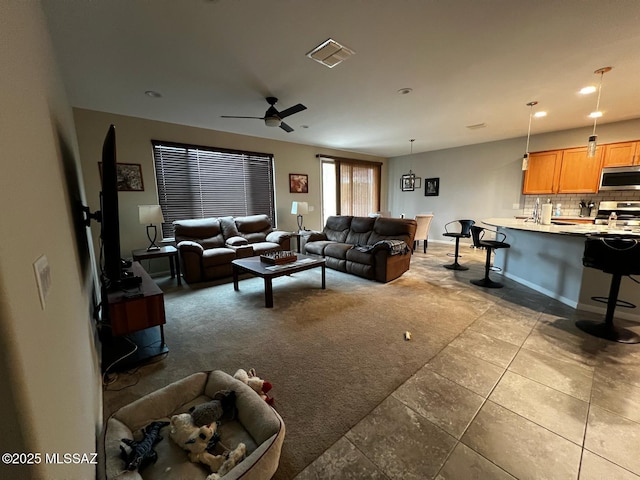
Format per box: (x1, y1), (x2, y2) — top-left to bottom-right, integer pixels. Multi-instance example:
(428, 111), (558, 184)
(265, 116), (281, 127)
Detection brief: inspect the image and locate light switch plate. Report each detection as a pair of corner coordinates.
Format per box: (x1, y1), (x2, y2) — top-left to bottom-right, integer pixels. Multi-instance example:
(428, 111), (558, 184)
(33, 255), (51, 310)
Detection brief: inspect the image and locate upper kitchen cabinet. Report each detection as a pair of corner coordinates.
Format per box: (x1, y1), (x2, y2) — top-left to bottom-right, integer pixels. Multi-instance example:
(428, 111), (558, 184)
(603, 141), (640, 166)
(523, 147), (603, 194)
(522, 150), (562, 194)
(557, 146), (603, 193)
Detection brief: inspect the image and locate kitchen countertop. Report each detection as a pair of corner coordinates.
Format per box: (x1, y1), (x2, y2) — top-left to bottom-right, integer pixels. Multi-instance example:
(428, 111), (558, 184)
(481, 217), (640, 236)
(514, 215), (596, 221)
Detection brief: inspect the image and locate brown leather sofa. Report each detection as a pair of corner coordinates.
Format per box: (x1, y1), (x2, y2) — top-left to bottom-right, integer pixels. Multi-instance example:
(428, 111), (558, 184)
(304, 215), (417, 282)
(174, 214), (291, 283)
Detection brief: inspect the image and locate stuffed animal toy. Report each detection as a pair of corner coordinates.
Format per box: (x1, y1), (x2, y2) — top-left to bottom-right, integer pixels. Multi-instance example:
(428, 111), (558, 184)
(170, 412), (246, 478)
(169, 413), (227, 471)
(205, 442), (247, 480)
(233, 368), (274, 405)
(189, 389), (237, 426)
(119, 420), (169, 472)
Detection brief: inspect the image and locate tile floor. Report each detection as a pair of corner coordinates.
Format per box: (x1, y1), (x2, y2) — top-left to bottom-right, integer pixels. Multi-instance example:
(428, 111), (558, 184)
(294, 245), (640, 480)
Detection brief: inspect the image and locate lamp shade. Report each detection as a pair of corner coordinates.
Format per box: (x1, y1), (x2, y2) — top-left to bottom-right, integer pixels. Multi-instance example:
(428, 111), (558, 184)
(138, 205), (165, 225)
(291, 201), (309, 215)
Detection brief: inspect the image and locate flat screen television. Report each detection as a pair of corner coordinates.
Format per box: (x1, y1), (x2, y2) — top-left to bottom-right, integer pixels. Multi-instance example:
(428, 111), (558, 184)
(100, 124), (123, 290)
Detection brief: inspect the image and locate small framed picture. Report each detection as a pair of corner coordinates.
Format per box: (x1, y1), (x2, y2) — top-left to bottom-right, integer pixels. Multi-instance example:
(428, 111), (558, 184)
(289, 173), (308, 193)
(424, 177), (440, 196)
(401, 174), (415, 192)
(99, 162), (144, 191)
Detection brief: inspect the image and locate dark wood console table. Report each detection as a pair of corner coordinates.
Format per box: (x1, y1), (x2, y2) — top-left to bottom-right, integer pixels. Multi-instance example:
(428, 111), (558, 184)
(102, 262), (168, 371)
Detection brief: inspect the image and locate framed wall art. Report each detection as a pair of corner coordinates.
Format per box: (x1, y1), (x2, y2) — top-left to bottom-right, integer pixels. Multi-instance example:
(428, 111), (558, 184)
(289, 173), (308, 193)
(424, 177), (440, 196)
(99, 162), (144, 191)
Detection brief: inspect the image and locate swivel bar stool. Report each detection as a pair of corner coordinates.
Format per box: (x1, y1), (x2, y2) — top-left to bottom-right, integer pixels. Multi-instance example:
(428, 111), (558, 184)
(576, 235), (640, 344)
(470, 227), (510, 288)
(443, 219), (475, 270)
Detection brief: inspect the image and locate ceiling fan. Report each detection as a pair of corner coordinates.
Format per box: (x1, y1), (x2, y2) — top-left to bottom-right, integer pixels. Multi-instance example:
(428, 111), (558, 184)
(221, 97), (307, 132)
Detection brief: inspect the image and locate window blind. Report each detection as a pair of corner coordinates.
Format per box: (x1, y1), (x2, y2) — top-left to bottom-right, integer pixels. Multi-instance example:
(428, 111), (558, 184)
(152, 141), (275, 238)
(318, 155), (381, 216)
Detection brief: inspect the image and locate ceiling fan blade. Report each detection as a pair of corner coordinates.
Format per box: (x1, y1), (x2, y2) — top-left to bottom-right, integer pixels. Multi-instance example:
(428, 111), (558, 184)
(280, 122), (294, 133)
(277, 103), (307, 119)
(220, 115), (265, 119)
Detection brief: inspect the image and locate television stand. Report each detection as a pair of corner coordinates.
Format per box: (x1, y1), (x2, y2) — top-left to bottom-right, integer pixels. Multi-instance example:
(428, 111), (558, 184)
(101, 262), (169, 372)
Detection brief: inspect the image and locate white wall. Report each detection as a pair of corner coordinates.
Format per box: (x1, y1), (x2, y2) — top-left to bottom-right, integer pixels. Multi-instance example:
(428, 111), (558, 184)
(0, 2), (102, 479)
(73, 109), (388, 273)
(389, 118), (640, 244)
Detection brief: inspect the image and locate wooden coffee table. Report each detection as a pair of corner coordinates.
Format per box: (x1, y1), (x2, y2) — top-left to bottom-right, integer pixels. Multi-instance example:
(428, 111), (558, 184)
(232, 254), (326, 308)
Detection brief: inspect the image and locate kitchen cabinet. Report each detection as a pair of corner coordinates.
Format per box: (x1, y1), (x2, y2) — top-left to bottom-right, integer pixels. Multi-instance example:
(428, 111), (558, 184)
(522, 150), (562, 194)
(522, 147), (603, 194)
(557, 146), (603, 193)
(603, 141), (640, 167)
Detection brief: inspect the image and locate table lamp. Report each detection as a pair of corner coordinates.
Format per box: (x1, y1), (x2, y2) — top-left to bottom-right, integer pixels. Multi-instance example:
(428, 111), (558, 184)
(139, 204), (165, 251)
(291, 201), (309, 231)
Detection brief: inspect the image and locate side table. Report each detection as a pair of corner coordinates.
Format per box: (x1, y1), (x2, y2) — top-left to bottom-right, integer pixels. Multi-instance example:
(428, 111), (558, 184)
(131, 245), (181, 285)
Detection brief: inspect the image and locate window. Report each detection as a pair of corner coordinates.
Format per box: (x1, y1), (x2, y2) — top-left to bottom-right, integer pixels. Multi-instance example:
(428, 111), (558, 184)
(152, 141), (275, 238)
(319, 155), (381, 224)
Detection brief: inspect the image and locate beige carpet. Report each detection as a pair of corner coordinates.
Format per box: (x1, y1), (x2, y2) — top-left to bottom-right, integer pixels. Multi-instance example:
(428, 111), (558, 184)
(103, 245), (509, 479)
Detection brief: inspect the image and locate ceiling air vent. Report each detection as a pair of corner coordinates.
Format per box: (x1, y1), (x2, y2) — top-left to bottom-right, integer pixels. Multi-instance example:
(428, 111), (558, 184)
(466, 123), (487, 130)
(306, 38), (355, 68)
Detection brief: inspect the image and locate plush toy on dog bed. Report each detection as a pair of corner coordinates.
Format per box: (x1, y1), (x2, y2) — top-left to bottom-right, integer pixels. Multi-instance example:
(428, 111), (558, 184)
(233, 369), (274, 405)
(189, 389), (237, 426)
(169, 412), (246, 477)
(119, 420), (169, 472)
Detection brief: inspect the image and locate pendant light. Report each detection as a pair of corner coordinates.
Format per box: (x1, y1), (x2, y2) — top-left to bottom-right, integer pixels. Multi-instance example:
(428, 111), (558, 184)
(522, 101), (538, 171)
(587, 66), (612, 158)
(409, 139), (422, 189)
(401, 139), (421, 190)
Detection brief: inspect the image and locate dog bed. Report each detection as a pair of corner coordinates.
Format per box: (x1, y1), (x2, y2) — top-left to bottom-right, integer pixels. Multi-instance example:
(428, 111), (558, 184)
(104, 370), (285, 479)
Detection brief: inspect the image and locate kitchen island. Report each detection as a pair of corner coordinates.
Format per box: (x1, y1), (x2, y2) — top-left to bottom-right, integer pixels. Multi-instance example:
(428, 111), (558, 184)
(482, 218), (640, 323)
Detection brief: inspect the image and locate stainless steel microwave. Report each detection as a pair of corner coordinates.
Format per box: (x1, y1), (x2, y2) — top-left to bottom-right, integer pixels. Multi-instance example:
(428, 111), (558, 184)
(600, 165), (640, 191)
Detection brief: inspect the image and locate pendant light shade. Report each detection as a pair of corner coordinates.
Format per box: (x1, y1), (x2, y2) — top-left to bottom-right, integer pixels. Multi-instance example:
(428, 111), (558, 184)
(586, 66), (612, 158)
(522, 101), (538, 171)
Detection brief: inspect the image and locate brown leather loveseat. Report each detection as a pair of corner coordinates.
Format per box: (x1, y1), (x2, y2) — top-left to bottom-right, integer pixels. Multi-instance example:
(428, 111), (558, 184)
(304, 215), (417, 282)
(174, 214), (291, 283)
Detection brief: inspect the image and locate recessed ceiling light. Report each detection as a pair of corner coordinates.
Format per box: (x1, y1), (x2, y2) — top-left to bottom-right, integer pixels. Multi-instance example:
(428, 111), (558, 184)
(580, 86), (597, 95)
(589, 111), (603, 118)
(145, 90), (162, 98)
(397, 88), (413, 95)
(534, 111), (547, 117)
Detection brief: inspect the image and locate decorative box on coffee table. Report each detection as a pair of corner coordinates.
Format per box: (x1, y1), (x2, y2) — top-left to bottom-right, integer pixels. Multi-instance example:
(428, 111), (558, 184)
(260, 251), (297, 265)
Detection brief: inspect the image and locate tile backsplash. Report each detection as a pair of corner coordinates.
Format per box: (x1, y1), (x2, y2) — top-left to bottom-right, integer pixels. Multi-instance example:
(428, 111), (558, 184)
(522, 191), (640, 217)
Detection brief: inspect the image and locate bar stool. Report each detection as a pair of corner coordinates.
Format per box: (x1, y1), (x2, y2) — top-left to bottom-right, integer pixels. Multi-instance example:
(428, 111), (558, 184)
(470, 227), (510, 288)
(470, 225), (501, 272)
(576, 235), (640, 344)
(443, 219), (475, 270)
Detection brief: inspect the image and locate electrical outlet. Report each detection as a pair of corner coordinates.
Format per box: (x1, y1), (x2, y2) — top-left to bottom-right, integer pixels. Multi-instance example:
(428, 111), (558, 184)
(308, 205), (315, 212)
(33, 255), (51, 310)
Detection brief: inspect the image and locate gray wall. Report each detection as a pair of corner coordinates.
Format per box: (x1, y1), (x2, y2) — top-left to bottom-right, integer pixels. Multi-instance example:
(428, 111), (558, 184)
(389, 118), (640, 244)
(0, 2), (102, 479)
